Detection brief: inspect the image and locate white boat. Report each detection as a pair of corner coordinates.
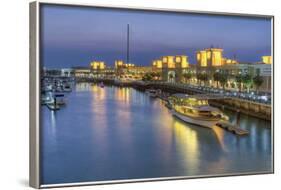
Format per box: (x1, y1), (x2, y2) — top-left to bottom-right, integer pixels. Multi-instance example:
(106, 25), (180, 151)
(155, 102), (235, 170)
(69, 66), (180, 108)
(168, 93), (229, 128)
(41, 92), (53, 105)
(145, 89), (157, 98)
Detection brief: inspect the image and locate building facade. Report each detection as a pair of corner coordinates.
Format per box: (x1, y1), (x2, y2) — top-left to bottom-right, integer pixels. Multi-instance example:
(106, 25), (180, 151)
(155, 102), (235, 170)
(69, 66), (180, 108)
(152, 55), (189, 82)
(261, 56), (272, 64)
(196, 47), (238, 68)
(73, 51), (272, 93)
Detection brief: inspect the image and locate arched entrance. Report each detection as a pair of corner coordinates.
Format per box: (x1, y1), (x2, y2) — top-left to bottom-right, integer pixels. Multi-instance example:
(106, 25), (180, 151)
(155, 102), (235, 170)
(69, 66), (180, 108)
(168, 71), (176, 83)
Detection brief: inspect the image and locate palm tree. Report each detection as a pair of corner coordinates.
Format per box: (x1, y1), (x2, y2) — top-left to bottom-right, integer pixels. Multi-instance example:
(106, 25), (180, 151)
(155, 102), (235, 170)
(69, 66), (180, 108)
(196, 73), (202, 86)
(183, 72), (192, 83)
(201, 73), (209, 86)
(235, 74), (243, 92)
(242, 73), (252, 93)
(155, 72), (161, 80)
(213, 72), (220, 88)
(142, 73), (152, 81)
(219, 73), (228, 90)
(150, 72), (156, 80)
(253, 74), (263, 93)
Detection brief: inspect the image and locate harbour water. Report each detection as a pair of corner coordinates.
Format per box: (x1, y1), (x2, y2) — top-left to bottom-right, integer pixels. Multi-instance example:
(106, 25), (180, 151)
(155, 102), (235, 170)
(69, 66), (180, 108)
(41, 83), (272, 185)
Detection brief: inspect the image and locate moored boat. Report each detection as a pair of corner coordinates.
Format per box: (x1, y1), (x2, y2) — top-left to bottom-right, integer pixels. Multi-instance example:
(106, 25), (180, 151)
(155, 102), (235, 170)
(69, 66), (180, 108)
(168, 93), (229, 128)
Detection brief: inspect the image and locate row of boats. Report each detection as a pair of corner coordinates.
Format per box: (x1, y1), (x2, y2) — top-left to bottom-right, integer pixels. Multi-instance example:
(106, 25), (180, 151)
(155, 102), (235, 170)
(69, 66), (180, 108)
(41, 77), (74, 110)
(145, 88), (249, 135)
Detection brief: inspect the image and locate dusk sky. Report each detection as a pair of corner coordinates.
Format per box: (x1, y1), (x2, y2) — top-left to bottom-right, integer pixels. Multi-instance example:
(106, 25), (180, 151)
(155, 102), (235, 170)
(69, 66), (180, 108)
(41, 4), (272, 69)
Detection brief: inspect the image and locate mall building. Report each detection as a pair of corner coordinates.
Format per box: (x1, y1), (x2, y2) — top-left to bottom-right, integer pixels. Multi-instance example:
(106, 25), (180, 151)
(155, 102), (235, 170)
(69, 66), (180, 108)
(152, 55), (189, 82)
(70, 47), (272, 92)
(195, 48), (272, 92)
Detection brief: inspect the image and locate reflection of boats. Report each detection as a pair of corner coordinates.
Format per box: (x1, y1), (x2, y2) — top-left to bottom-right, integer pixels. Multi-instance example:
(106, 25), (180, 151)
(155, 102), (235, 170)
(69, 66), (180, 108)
(145, 89), (157, 98)
(114, 78), (133, 86)
(168, 93), (229, 128)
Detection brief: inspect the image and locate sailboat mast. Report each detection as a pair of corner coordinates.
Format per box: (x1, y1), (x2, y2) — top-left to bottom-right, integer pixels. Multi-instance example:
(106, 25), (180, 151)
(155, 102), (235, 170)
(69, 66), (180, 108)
(127, 24), (130, 64)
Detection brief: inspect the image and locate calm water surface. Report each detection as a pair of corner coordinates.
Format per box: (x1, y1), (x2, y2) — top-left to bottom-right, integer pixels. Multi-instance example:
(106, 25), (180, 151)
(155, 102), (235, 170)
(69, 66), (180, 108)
(41, 83), (272, 184)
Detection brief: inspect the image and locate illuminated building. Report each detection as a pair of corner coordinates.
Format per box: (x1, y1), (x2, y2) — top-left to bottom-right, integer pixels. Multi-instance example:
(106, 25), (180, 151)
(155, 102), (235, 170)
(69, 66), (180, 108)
(152, 55), (189, 69)
(115, 60), (124, 68)
(152, 55), (190, 82)
(115, 60), (135, 68)
(121, 66), (153, 80)
(152, 60), (163, 69)
(222, 58), (239, 65)
(72, 47), (271, 92)
(261, 56), (272, 64)
(196, 48), (223, 67)
(73, 67), (91, 78)
(175, 55), (189, 68)
(163, 56), (176, 68)
(89, 61), (115, 78)
(43, 68), (74, 77)
(196, 51), (208, 67)
(115, 60), (151, 80)
(90, 61), (105, 70)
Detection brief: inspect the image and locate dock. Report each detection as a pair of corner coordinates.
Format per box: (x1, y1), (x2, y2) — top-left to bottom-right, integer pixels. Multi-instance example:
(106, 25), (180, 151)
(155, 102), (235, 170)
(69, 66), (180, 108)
(216, 121), (249, 136)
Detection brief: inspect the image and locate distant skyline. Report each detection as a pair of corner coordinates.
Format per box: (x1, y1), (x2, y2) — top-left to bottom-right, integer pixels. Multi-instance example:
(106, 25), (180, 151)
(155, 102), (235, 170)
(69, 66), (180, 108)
(41, 4), (272, 69)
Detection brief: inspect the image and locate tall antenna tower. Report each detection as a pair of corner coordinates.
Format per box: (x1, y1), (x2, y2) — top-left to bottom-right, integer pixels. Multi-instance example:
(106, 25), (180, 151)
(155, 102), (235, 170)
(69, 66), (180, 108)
(126, 23), (130, 63)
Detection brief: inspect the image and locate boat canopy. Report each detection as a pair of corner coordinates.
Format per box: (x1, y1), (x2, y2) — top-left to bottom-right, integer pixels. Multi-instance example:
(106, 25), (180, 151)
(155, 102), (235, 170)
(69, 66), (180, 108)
(196, 105), (220, 112)
(169, 93), (209, 107)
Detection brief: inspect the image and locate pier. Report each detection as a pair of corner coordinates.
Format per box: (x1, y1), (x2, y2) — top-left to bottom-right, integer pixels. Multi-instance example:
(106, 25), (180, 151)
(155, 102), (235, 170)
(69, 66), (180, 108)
(216, 121), (249, 135)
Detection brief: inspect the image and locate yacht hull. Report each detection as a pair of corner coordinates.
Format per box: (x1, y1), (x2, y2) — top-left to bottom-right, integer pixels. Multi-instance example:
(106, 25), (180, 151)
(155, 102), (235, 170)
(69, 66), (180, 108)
(171, 109), (219, 128)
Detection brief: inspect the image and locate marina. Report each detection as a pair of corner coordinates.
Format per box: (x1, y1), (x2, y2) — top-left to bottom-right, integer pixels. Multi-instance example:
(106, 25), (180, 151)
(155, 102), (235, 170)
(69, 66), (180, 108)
(41, 79), (255, 135)
(41, 77), (74, 110)
(41, 82), (272, 184)
(37, 4), (273, 187)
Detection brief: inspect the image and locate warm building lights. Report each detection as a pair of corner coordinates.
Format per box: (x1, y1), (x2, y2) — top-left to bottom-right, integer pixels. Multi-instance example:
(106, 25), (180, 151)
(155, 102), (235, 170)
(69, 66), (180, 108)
(262, 56), (272, 64)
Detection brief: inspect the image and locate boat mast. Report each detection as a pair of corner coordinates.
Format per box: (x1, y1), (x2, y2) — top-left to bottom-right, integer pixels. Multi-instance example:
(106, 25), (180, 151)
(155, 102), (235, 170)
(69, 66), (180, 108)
(127, 23), (130, 64)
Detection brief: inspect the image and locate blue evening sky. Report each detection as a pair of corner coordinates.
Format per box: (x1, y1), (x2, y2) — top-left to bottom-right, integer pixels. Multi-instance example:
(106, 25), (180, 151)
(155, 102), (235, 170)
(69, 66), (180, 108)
(41, 4), (272, 69)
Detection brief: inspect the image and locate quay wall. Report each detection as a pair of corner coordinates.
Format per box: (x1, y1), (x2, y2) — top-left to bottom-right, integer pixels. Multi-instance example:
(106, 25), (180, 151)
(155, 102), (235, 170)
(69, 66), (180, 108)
(209, 99), (271, 121)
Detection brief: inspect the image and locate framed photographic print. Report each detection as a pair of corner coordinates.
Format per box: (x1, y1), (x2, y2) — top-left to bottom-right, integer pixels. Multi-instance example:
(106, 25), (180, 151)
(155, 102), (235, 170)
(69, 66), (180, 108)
(29, 1), (274, 188)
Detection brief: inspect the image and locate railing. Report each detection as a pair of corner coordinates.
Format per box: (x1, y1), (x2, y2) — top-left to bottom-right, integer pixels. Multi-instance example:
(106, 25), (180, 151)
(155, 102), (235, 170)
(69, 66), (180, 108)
(140, 81), (271, 105)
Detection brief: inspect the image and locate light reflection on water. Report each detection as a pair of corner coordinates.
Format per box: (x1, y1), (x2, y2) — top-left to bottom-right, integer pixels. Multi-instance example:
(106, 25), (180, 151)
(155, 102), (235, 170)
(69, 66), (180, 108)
(41, 83), (272, 185)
